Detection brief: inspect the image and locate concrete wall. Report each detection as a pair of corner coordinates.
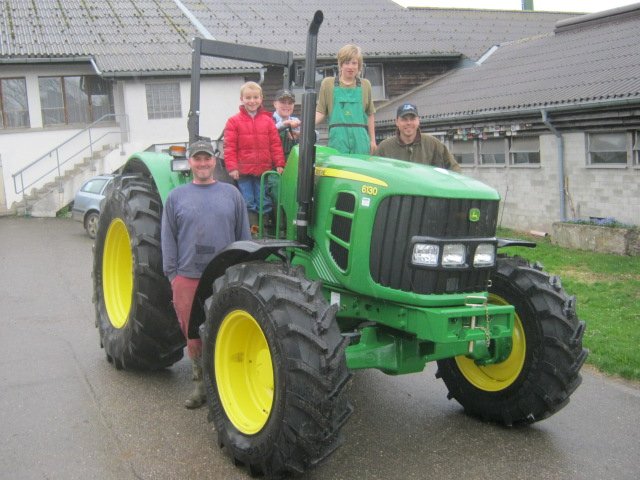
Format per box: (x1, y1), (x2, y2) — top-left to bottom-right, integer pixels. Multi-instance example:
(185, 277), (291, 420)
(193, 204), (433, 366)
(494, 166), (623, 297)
(459, 132), (640, 233)
(552, 222), (640, 256)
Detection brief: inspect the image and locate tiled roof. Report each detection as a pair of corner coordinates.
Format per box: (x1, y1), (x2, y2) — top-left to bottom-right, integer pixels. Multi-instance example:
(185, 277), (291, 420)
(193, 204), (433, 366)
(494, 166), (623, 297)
(181, 1), (574, 60)
(0, 0), (257, 73)
(376, 4), (640, 124)
(0, 0), (574, 75)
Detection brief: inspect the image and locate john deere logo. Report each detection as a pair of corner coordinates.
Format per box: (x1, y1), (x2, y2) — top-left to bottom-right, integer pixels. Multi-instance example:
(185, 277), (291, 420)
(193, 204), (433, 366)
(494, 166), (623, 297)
(468, 208), (481, 222)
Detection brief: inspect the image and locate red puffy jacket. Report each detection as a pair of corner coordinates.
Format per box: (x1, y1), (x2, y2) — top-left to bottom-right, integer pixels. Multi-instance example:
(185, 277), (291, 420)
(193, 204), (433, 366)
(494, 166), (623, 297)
(224, 106), (285, 176)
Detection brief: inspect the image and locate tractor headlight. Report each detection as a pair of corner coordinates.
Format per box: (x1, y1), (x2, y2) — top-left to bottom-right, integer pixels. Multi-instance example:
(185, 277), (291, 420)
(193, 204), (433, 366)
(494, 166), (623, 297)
(412, 244), (439, 266)
(442, 244), (466, 267)
(473, 243), (496, 267)
(171, 158), (190, 172)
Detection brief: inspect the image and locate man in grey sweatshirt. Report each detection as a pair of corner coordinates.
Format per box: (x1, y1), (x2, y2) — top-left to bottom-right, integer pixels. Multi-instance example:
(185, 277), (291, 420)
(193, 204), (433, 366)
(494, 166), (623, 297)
(161, 139), (251, 408)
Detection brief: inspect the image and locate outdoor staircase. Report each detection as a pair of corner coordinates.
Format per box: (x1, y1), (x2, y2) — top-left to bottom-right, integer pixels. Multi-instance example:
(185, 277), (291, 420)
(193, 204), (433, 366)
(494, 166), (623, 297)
(14, 144), (119, 217)
(8, 114), (130, 218)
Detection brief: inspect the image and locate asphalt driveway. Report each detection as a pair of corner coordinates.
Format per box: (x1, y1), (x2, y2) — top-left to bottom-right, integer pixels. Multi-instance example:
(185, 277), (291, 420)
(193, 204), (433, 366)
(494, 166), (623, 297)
(1, 217), (638, 480)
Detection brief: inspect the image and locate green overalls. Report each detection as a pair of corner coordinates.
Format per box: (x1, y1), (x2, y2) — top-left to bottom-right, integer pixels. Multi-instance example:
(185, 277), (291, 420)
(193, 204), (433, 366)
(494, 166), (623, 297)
(328, 77), (370, 155)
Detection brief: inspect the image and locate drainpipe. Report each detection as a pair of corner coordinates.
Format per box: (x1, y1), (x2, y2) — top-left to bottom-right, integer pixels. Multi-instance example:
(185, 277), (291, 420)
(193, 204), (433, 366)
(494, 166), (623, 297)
(89, 56), (102, 76)
(541, 109), (566, 221)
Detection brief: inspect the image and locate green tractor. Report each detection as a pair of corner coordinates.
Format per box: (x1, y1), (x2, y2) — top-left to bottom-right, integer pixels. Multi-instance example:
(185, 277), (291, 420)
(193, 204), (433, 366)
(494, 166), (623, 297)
(92, 11), (587, 478)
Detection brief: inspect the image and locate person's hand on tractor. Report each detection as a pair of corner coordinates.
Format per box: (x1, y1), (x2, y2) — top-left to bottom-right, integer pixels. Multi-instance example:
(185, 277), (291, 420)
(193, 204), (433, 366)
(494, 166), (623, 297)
(287, 118), (301, 130)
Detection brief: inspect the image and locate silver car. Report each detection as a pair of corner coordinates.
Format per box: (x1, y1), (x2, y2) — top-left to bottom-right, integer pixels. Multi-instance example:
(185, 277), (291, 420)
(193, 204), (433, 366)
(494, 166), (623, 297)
(72, 174), (114, 238)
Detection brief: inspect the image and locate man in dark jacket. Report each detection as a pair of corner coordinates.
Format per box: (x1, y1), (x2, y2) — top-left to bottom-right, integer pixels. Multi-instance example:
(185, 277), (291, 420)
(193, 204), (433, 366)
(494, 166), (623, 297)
(374, 103), (460, 172)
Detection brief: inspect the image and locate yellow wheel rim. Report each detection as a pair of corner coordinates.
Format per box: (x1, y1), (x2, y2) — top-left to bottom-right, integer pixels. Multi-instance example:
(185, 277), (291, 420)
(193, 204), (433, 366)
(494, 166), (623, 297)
(455, 293), (526, 392)
(215, 310), (274, 435)
(102, 218), (133, 329)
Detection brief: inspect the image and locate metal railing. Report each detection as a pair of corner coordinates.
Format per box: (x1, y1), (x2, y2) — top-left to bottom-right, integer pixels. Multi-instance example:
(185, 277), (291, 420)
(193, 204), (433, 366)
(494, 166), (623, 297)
(12, 114), (129, 195)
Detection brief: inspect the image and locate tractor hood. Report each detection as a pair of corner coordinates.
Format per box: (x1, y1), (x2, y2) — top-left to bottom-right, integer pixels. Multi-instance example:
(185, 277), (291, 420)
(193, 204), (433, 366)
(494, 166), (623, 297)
(314, 147), (500, 201)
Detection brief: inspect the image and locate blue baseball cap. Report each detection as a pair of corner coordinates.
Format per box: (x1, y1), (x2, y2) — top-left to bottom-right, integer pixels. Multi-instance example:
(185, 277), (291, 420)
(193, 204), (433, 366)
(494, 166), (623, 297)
(397, 103), (419, 118)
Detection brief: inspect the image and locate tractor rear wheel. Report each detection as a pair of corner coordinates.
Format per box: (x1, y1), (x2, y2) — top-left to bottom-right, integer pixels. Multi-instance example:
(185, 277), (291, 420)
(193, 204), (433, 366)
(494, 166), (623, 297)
(93, 174), (184, 370)
(201, 262), (352, 478)
(436, 255), (588, 425)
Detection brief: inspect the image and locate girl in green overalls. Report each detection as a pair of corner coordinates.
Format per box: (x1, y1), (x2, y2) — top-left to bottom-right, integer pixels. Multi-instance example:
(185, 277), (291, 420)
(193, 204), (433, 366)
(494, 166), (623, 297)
(315, 44), (377, 155)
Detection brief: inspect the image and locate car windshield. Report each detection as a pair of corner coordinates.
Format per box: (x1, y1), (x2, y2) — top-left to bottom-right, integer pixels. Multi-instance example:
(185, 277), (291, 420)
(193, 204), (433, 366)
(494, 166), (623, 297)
(82, 178), (109, 194)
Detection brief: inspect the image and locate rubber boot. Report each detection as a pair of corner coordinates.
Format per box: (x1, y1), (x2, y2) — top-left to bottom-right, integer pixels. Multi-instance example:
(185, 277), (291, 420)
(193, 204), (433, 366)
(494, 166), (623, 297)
(185, 358), (206, 409)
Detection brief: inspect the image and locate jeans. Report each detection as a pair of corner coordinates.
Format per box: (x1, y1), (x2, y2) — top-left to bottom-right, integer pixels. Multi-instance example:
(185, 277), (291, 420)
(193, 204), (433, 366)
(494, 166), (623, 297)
(237, 175), (272, 213)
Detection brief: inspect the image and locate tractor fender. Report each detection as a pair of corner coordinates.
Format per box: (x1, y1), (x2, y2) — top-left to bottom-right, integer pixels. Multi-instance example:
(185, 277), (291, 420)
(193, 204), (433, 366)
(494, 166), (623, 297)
(188, 239), (309, 338)
(122, 154), (187, 204)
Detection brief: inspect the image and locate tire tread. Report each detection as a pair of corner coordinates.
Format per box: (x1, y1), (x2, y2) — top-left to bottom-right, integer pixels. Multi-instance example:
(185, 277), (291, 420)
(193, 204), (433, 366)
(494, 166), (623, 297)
(201, 262), (352, 478)
(93, 174), (184, 370)
(436, 254), (588, 425)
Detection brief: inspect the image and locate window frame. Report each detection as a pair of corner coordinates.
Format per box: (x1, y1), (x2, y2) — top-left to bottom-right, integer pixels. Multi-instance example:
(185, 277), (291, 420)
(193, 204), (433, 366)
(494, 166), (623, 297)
(362, 63), (385, 101)
(450, 139), (477, 166)
(587, 132), (628, 166)
(479, 138), (507, 165)
(38, 75), (114, 127)
(0, 77), (30, 129)
(145, 81), (182, 120)
(633, 132), (640, 167)
(509, 136), (540, 166)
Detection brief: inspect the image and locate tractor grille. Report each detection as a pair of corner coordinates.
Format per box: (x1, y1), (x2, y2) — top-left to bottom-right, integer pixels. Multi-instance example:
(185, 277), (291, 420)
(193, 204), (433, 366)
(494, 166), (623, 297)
(370, 195), (499, 294)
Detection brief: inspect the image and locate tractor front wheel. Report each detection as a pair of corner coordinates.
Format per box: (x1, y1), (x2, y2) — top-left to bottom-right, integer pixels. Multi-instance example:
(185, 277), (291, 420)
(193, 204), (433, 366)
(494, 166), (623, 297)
(436, 255), (588, 425)
(93, 174), (184, 370)
(201, 262), (352, 477)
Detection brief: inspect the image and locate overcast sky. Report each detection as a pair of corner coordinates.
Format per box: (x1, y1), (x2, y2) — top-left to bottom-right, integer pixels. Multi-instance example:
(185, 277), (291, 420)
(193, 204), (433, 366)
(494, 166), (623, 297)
(393, 0), (639, 13)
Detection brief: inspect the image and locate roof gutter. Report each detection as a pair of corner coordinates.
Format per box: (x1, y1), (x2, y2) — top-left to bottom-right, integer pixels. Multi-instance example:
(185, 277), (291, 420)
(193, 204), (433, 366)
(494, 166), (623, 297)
(362, 54), (462, 61)
(1, 54), (102, 74)
(541, 109), (566, 222)
(0, 56), (93, 64)
(99, 67), (265, 79)
(409, 97), (640, 126)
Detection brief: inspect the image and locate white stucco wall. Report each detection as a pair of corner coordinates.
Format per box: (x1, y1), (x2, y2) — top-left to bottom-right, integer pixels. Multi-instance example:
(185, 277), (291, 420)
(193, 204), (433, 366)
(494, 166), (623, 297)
(1, 63), (95, 209)
(0, 155), (6, 209)
(120, 75), (243, 146)
(1, 64), (246, 211)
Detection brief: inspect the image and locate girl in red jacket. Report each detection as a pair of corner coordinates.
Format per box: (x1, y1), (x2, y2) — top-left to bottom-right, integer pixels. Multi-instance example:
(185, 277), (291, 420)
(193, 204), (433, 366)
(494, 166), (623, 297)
(224, 81), (285, 216)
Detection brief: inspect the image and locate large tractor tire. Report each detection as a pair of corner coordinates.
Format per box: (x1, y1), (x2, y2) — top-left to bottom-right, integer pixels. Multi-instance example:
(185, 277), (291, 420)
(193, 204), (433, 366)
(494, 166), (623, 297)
(201, 262), (352, 478)
(436, 255), (588, 426)
(93, 174), (185, 370)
